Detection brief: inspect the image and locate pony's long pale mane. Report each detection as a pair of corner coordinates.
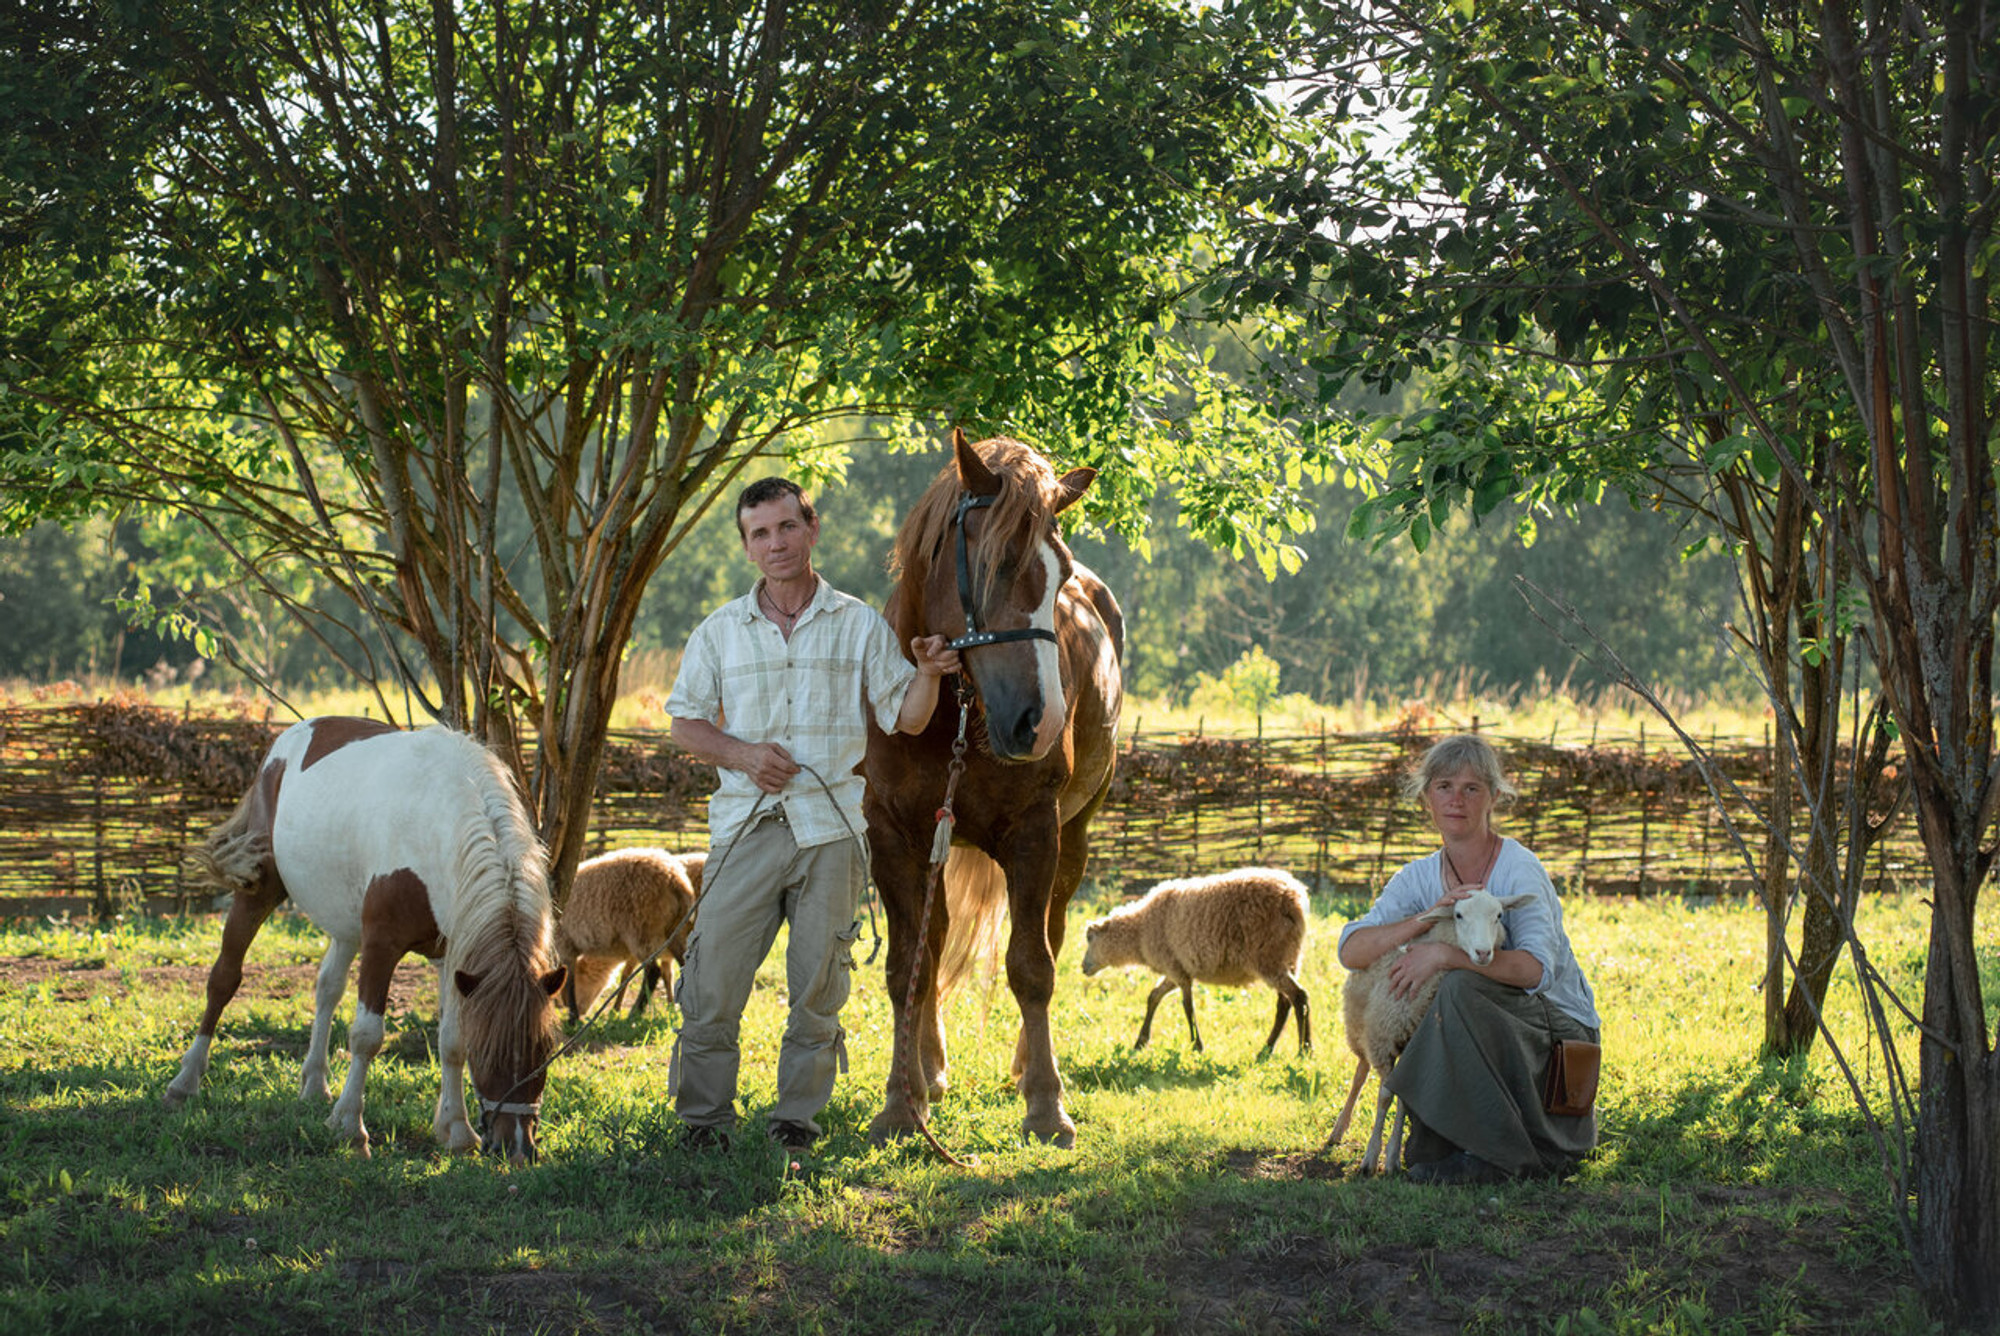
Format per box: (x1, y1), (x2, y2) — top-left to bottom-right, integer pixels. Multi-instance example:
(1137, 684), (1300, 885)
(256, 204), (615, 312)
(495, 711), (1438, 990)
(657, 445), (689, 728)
(889, 437), (1063, 635)
(439, 734), (559, 1081)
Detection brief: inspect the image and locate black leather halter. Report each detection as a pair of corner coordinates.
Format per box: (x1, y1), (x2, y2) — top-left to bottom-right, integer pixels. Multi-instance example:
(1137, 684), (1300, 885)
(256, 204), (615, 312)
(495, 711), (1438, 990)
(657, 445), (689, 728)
(946, 492), (1061, 653)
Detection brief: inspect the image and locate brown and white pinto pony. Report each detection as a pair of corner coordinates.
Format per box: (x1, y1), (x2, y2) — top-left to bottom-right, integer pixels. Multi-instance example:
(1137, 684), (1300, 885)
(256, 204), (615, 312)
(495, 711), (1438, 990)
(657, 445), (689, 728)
(864, 430), (1123, 1147)
(166, 717), (566, 1162)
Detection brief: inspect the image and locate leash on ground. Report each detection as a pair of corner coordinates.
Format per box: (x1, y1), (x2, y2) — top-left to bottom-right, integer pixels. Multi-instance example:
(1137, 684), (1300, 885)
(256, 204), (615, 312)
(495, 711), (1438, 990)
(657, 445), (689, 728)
(892, 678), (978, 1168)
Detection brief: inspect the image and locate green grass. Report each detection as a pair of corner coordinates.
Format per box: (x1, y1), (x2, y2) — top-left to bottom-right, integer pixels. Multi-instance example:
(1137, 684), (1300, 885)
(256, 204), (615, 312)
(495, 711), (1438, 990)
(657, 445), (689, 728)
(0, 890), (1957, 1334)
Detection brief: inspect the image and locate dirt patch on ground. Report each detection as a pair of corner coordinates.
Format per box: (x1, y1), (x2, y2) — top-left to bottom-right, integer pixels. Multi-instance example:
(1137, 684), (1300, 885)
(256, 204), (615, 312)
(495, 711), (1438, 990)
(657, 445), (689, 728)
(1161, 1151), (1910, 1332)
(0, 953), (440, 1015)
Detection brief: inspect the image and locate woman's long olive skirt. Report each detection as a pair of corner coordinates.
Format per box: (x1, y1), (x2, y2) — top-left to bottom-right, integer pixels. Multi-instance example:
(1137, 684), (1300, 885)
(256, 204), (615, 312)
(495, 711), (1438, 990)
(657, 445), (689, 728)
(1384, 971), (1599, 1177)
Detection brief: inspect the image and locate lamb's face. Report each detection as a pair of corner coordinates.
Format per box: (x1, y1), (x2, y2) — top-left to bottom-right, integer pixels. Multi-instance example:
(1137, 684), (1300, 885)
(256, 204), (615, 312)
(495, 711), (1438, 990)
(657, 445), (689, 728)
(1080, 921), (1107, 975)
(1446, 889), (1536, 966)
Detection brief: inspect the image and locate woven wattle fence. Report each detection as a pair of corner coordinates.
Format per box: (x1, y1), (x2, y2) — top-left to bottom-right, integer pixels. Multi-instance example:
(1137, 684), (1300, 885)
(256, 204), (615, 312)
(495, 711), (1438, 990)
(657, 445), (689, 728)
(0, 702), (1920, 918)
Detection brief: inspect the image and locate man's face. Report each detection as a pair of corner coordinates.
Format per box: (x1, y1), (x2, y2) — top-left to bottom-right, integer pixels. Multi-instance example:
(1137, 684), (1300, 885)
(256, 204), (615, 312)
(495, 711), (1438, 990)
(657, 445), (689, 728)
(739, 494), (819, 583)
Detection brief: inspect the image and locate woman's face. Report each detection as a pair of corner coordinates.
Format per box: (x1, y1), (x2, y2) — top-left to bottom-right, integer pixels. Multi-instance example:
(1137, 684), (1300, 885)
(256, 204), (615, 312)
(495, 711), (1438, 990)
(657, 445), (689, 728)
(1424, 766), (1495, 839)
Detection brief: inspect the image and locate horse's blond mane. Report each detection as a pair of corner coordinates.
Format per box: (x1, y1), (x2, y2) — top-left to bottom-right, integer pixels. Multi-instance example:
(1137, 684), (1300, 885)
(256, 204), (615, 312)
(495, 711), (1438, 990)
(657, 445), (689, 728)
(438, 733), (560, 1080)
(890, 437), (1063, 634)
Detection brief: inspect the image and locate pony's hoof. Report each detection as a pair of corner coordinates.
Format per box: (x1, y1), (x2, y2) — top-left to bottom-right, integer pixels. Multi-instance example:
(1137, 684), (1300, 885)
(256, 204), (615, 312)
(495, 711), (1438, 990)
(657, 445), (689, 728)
(161, 1084), (193, 1110)
(439, 1120), (478, 1153)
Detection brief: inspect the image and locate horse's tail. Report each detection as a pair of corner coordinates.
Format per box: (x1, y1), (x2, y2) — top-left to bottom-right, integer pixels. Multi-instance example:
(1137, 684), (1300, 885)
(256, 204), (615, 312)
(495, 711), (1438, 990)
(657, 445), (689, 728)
(182, 786), (270, 896)
(936, 845), (1008, 1000)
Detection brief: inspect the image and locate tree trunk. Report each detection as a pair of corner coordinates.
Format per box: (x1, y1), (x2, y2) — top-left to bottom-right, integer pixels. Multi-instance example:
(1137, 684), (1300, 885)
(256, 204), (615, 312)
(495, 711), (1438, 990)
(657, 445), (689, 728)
(1910, 851), (2000, 1323)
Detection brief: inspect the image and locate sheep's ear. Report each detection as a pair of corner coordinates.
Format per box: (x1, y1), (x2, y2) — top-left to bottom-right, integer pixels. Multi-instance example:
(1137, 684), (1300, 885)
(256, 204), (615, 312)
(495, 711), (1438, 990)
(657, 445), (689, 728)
(1498, 893), (1536, 911)
(1418, 904), (1454, 922)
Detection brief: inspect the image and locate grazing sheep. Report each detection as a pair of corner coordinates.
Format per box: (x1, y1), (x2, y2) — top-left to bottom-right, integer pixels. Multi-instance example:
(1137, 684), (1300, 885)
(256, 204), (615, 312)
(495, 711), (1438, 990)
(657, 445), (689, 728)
(1328, 887), (1532, 1174)
(1080, 867), (1312, 1056)
(555, 848), (706, 1024)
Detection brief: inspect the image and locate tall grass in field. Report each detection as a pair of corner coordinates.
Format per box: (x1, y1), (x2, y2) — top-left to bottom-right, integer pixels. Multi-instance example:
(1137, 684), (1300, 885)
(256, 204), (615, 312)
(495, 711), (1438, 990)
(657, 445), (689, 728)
(1123, 672), (1771, 747)
(3, 664), (1773, 745)
(0, 885), (1955, 1334)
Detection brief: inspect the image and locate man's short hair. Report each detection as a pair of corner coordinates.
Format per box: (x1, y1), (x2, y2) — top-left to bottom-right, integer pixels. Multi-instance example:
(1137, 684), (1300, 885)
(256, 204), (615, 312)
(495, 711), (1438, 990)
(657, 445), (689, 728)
(736, 477), (816, 537)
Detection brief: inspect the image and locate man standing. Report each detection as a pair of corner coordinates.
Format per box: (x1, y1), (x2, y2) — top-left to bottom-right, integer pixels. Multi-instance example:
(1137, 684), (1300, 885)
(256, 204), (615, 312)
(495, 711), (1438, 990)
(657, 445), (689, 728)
(665, 477), (959, 1151)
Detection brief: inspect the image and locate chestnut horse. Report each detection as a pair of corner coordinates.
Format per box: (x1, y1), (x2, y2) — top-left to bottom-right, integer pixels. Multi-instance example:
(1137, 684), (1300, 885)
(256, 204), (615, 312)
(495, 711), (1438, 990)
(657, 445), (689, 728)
(864, 430), (1123, 1147)
(166, 718), (567, 1162)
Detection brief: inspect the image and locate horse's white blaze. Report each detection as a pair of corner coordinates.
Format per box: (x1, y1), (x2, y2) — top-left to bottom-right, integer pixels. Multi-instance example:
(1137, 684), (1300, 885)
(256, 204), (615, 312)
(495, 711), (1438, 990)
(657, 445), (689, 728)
(1029, 542), (1066, 757)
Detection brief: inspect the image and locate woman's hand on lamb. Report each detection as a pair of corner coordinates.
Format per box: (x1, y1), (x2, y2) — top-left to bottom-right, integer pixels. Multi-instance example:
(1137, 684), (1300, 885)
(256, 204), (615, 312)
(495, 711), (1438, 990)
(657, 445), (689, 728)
(1430, 885), (1478, 914)
(1387, 940), (1454, 998)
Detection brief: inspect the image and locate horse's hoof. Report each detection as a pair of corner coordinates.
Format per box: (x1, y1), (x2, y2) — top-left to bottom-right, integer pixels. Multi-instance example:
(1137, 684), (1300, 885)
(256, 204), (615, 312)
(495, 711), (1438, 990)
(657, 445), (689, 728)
(1021, 1118), (1076, 1149)
(439, 1121), (478, 1153)
(867, 1111), (919, 1147)
(161, 1085), (192, 1110)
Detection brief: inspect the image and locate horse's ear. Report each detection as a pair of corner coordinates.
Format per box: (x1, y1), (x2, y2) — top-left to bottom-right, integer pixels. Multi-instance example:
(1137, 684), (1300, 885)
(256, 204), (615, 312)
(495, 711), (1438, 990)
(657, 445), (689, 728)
(1053, 467), (1097, 515)
(953, 427), (998, 495)
(455, 969), (482, 997)
(540, 966), (568, 998)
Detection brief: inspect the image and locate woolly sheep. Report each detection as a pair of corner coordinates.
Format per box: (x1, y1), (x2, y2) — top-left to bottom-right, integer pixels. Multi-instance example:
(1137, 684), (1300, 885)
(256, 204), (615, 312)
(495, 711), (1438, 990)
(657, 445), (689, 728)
(1080, 867), (1312, 1056)
(1328, 887), (1532, 1174)
(555, 847), (706, 1024)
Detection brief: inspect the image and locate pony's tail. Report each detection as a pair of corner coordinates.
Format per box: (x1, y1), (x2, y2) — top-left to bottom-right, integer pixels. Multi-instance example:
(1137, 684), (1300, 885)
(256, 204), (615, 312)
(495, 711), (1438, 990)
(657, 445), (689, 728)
(936, 845), (1008, 1000)
(183, 789), (270, 896)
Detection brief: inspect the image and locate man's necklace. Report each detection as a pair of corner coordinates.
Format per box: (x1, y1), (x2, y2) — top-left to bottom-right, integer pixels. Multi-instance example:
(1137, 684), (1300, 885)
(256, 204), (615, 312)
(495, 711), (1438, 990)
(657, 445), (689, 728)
(763, 588), (810, 627)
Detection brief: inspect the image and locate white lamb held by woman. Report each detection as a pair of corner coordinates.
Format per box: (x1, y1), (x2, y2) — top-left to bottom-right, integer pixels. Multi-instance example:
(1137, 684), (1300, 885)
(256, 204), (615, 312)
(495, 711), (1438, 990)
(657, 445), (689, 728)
(554, 847), (706, 1024)
(1080, 867), (1311, 1056)
(1329, 886), (1532, 1174)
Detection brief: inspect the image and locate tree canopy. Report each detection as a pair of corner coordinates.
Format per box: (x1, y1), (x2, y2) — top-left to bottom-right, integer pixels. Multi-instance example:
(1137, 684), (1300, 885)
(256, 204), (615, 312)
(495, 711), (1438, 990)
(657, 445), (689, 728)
(1236, 0), (1999, 1320)
(0, 0), (1319, 891)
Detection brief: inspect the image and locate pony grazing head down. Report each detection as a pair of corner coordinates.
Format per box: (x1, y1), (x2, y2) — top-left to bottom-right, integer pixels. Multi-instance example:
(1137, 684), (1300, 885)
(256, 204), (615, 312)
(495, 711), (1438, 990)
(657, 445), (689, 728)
(165, 718), (567, 1166)
(446, 765), (568, 1165)
(891, 428), (1096, 761)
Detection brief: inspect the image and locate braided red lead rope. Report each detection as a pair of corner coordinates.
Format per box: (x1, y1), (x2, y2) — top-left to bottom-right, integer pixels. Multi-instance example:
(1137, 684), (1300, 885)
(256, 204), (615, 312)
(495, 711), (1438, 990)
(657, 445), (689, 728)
(894, 679), (975, 1167)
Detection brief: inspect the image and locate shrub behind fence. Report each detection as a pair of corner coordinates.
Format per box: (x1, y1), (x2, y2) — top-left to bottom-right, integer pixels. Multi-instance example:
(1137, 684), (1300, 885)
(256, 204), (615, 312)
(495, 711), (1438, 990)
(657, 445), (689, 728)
(0, 702), (1922, 917)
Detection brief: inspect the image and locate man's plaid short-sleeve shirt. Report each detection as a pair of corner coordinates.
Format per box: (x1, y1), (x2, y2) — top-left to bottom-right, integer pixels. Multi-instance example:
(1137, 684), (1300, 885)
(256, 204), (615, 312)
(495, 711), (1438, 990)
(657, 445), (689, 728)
(666, 576), (916, 849)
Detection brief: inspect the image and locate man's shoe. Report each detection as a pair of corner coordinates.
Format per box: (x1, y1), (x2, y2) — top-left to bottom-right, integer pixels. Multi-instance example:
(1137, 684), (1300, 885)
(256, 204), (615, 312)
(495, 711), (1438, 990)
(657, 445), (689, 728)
(679, 1123), (732, 1152)
(1406, 1150), (1510, 1185)
(767, 1119), (819, 1151)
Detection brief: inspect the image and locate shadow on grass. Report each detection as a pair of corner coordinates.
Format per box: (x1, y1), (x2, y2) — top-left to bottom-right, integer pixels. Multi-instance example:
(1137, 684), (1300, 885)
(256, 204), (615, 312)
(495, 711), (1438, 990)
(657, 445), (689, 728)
(1062, 1045), (1233, 1093)
(1597, 1053), (1882, 1186)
